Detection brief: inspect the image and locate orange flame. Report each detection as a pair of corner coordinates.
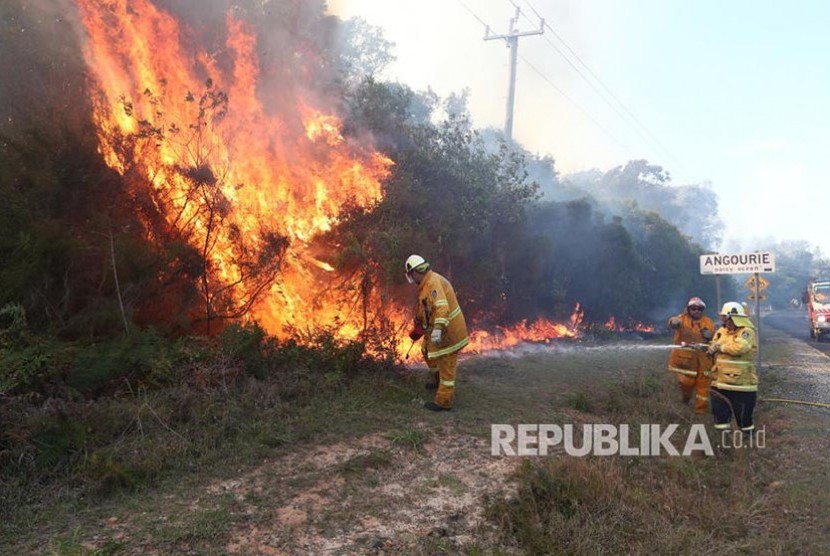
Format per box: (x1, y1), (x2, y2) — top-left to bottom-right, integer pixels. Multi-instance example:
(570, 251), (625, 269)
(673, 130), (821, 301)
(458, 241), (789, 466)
(466, 304), (584, 354)
(76, 0), (392, 337)
(603, 316), (655, 333)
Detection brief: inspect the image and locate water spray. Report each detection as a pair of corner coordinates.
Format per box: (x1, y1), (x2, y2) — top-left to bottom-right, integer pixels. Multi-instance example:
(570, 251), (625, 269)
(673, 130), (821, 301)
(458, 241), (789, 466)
(565, 343), (706, 353)
(587, 342), (709, 352)
(473, 341), (713, 359)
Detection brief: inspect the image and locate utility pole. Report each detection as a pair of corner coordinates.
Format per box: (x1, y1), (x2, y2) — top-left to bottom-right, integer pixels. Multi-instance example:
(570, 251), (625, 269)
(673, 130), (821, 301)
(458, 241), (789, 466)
(484, 7), (544, 143)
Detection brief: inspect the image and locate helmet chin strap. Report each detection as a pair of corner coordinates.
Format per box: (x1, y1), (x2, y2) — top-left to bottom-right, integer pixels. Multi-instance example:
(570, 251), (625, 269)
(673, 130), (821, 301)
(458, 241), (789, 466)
(406, 273), (415, 284)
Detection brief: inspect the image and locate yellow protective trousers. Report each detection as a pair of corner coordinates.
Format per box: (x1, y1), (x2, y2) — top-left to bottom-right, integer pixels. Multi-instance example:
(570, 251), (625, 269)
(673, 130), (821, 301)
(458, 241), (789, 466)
(432, 351), (458, 409)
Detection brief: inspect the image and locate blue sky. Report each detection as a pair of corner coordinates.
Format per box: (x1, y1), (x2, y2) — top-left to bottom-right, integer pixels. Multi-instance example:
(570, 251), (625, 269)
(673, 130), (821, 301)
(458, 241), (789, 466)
(329, 0), (830, 257)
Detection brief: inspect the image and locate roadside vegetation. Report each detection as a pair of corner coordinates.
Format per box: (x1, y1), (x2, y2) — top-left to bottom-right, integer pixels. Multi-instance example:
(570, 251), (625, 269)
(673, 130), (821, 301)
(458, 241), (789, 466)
(2, 1), (830, 553)
(1, 321), (401, 545)
(3, 331), (829, 554)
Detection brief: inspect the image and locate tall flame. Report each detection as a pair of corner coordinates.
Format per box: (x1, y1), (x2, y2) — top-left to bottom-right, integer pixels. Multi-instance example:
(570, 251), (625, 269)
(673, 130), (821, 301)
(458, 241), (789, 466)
(76, 0), (392, 337)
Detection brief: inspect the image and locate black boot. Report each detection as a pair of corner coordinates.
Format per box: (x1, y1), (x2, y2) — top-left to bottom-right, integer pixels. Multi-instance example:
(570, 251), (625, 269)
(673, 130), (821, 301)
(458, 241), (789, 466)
(424, 401), (451, 411)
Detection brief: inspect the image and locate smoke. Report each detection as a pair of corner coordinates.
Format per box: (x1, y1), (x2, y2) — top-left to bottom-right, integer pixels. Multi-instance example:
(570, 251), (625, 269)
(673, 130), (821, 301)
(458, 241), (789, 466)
(0, 0), (353, 146)
(0, 0), (89, 138)
(4, 0), (726, 340)
(153, 0), (336, 114)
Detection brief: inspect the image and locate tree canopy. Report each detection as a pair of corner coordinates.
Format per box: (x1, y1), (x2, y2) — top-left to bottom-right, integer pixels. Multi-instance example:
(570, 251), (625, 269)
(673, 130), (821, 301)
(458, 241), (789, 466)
(0, 0), (819, 348)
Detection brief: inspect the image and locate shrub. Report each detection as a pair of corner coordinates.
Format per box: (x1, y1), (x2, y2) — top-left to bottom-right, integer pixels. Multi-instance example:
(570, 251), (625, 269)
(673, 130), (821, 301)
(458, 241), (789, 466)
(0, 303), (70, 394)
(67, 329), (177, 395)
(0, 320), (404, 500)
(217, 322), (272, 379)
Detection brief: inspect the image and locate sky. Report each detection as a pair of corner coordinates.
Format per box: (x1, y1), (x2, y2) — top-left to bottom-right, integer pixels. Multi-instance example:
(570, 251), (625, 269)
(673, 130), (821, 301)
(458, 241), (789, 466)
(328, 0), (830, 258)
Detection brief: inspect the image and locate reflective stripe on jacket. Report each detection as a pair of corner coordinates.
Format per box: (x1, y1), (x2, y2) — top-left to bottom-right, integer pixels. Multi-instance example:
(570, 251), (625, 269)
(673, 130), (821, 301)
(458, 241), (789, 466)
(667, 313), (714, 376)
(417, 270), (469, 359)
(711, 326), (758, 391)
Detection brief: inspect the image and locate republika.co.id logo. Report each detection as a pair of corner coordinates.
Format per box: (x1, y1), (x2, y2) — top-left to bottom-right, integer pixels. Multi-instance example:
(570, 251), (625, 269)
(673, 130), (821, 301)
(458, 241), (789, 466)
(491, 424), (766, 457)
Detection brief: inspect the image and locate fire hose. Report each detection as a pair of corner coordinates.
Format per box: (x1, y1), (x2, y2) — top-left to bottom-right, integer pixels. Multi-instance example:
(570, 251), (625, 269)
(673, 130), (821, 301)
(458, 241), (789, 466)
(679, 342), (712, 353)
(759, 398), (830, 409)
(675, 344), (830, 409)
(404, 339), (416, 360)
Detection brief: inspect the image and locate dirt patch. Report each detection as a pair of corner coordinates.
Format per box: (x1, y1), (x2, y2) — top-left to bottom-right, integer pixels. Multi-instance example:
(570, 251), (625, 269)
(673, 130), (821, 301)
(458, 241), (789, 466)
(216, 427), (519, 554)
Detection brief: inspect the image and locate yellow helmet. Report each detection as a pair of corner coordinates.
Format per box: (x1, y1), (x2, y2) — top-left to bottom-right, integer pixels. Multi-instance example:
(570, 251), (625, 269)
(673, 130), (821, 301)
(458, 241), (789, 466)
(719, 301), (746, 317)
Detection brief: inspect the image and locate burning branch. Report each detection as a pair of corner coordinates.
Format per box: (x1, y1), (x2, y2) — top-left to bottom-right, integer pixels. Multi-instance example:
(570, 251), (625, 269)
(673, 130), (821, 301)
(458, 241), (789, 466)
(77, 0), (391, 339)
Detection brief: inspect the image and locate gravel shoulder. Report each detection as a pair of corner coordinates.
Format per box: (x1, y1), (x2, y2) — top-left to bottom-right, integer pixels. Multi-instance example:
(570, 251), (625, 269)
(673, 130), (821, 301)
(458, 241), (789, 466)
(763, 313), (830, 406)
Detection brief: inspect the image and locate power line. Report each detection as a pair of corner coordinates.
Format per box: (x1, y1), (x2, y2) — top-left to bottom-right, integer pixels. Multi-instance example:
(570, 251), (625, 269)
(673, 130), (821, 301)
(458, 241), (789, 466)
(517, 53), (635, 156)
(453, 0), (636, 156)
(510, 6), (648, 148)
(516, 0), (684, 170)
(454, 0), (494, 29)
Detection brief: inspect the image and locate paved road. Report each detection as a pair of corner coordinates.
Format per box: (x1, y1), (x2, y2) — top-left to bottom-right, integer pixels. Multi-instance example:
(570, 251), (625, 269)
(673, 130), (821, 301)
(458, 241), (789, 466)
(763, 309), (830, 356)
(761, 310), (830, 405)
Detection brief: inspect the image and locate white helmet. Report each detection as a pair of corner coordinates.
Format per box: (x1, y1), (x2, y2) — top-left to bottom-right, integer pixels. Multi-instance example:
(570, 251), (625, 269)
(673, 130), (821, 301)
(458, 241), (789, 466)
(719, 301), (747, 317)
(686, 297), (706, 309)
(404, 254), (429, 283)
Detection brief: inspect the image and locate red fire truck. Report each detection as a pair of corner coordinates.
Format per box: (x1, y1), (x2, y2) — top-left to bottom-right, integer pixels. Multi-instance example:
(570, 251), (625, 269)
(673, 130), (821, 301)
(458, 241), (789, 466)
(805, 281), (830, 341)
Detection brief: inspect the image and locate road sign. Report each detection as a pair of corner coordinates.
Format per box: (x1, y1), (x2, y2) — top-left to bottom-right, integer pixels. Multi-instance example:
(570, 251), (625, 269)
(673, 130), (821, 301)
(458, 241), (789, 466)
(745, 275), (770, 291)
(747, 293), (767, 301)
(700, 252), (776, 275)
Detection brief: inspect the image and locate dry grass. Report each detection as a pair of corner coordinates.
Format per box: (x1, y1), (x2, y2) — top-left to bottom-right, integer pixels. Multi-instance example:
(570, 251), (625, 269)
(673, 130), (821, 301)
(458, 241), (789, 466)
(484, 392), (795, 554)
(480, 335), (830, 555)
(3, 332), (829, 554)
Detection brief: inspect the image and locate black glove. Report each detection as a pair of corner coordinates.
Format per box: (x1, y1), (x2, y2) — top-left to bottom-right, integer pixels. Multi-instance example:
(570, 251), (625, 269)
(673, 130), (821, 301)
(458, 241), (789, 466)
(668, 317), (681, 330)
(701, 328), (713, 341)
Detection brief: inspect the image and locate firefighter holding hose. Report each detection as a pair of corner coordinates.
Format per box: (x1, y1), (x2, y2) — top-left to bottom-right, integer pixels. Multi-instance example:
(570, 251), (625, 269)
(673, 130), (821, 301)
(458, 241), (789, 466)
(405, 255), (469, 411)
(667, 297), (715, 414)
(707, 302), (758, 435)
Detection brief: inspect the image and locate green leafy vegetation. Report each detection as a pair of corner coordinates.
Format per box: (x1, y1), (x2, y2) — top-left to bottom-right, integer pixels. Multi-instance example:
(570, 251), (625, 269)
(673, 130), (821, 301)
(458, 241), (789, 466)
(0, 322), (395, 499)
(2, 1), (829, 552)
(385, 428), (429, 452)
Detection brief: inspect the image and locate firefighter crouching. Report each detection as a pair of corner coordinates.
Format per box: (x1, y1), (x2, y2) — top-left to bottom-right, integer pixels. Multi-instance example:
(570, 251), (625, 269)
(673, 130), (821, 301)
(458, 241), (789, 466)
(405, 254), (469, 411)
(667, 297), (715, 414)
(706, 302), (758, 435)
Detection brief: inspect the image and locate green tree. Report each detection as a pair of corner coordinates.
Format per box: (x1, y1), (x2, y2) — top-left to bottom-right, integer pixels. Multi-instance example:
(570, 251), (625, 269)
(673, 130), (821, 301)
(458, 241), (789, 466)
(620, 206), (721, 318)
(331, 17), (396, 84)
(333, 79), (539, 324)
(563, 160), (724, 249)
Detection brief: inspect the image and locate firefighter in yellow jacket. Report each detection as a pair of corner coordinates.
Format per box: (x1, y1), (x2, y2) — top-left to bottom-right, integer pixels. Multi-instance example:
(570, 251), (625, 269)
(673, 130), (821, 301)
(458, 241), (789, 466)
(405, 254), (469, 411)
(667, 297), (715, 414)
(707, 301), (758, 434)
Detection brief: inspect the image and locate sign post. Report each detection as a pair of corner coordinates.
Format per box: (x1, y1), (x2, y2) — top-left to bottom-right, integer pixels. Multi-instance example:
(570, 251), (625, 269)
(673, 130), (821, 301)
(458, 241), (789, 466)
(700, 252), (775, 371)
(745, 274), (770, 334)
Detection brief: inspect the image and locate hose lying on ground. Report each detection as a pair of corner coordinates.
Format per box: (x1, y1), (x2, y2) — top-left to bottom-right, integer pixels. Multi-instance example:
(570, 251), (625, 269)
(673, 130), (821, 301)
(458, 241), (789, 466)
(760, 397), (830, 409)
